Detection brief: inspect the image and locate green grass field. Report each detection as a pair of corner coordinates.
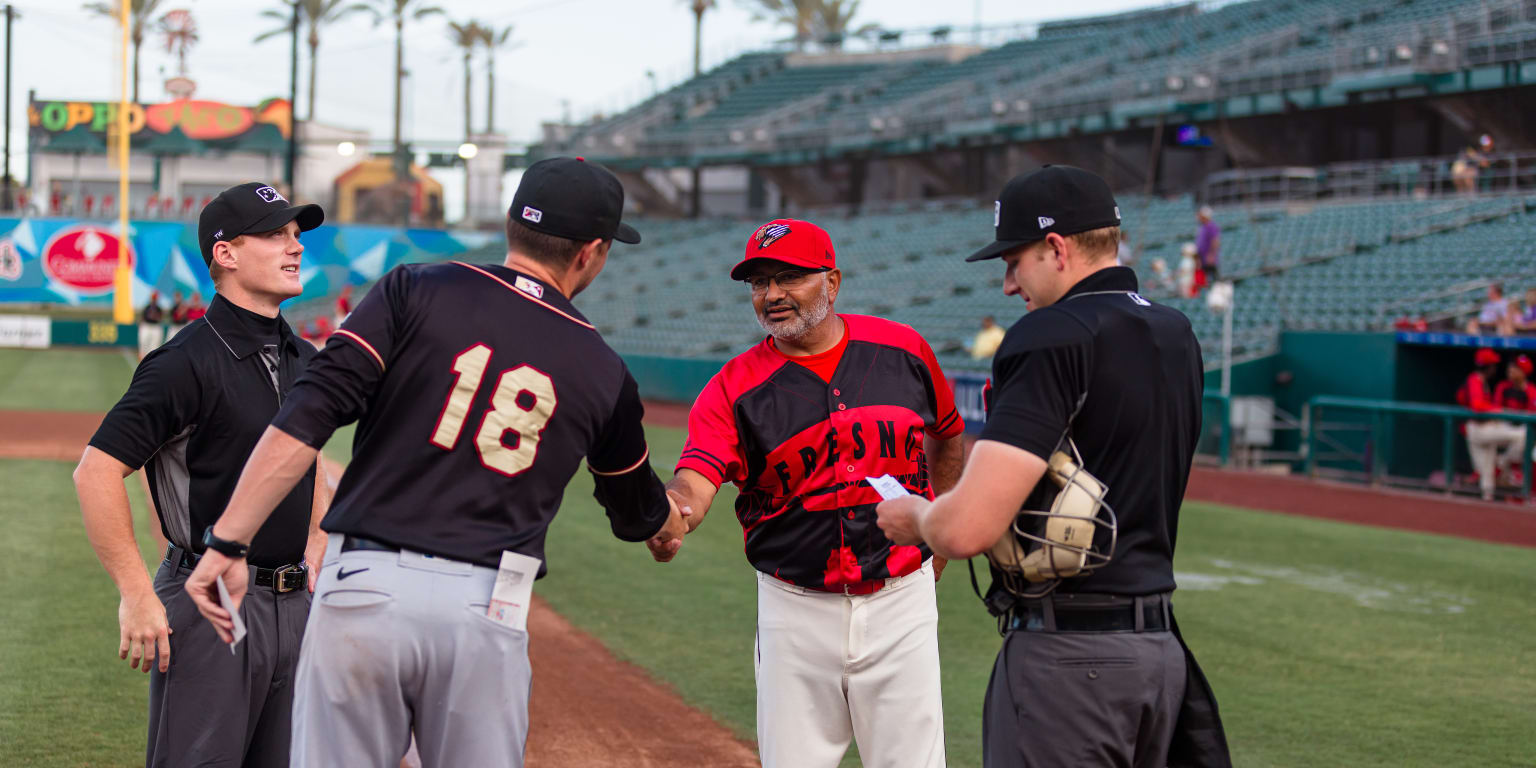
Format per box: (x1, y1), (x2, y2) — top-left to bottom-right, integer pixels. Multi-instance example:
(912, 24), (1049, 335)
(2, 348), (1533, 767)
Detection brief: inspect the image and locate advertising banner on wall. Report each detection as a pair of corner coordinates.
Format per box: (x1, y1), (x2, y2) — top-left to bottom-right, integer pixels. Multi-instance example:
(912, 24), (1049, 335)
(0, 315), (51, 348)
(0, 218), (497, 308)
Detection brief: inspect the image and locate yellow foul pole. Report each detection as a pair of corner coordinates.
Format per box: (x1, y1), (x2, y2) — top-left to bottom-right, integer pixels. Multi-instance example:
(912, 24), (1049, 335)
(112, 0), (132, 325)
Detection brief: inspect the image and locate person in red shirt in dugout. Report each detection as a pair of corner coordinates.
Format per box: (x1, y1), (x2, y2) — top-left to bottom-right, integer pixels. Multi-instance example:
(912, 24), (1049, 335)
(1460, 349), (1527, 500)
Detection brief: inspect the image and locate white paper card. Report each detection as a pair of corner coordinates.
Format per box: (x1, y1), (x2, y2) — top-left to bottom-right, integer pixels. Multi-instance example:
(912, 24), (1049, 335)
(487, 551), (541, 632)
(216, 575), (248, 653)
(866, 474), (911, 501)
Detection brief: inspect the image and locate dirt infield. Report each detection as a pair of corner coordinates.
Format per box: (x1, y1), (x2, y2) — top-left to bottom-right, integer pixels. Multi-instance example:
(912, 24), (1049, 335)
(0, 409), (102, 462)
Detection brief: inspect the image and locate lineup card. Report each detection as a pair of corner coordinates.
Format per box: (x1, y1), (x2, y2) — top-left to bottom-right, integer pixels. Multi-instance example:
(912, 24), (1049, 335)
(866, 474), (910, 501)
(216, 576), (248, 653)
(487, 551), (541, 632)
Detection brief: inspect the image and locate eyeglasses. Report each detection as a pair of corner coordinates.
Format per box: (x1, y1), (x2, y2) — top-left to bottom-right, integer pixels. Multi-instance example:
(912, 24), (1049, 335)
(744, 268), (821, 293)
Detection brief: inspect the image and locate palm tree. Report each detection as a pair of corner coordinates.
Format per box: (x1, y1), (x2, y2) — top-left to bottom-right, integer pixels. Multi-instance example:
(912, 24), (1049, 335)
(684, 0), (716, 76)
(83, 0), (170, 102)
(446, 20), (486, 139)
(481, 24), (514, 135)
(811, 0), (872, 49)
(738, 0), (815, 51)
(254, 1), (366, 122)
(351, 0), (446, 181)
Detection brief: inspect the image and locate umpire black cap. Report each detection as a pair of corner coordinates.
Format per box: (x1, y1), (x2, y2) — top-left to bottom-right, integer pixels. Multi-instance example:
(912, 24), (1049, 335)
(966, 165), (1121, 262)
(510, 156), (641, 245)
(198, 182), (324, 266)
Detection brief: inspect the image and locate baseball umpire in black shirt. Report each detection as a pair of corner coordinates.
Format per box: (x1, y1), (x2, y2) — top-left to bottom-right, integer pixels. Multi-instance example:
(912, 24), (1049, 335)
(74, 182), (329, 767)
(877, 166), (1231, 767)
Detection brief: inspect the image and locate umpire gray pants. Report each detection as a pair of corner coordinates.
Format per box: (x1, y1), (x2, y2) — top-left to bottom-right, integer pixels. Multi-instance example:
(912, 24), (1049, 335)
(983, 627), (1186, 767)
(147, 557), (309, 768)
(291, 535), (532, 768)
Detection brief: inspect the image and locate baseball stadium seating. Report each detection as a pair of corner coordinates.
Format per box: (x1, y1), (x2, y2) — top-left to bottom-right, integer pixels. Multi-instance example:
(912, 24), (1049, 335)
(288, 191), (1536, 375)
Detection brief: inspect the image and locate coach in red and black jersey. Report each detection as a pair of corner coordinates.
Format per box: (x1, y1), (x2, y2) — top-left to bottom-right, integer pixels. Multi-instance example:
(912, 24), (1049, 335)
(664, 219), (965, 768)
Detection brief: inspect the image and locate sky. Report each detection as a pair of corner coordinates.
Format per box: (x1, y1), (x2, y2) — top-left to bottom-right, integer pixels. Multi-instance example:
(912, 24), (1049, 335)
(5, 0), (1170, 154)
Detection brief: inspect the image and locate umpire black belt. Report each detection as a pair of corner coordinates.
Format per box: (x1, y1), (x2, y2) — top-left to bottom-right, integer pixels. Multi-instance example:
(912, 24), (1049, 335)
(165, 543), (307, 594)
(1005, 592), (1171, 634)
(340, 535), (401, 554)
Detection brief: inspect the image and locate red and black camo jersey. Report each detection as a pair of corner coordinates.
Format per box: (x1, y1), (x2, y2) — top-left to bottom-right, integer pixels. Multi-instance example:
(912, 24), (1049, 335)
(677, 314), (964, 589)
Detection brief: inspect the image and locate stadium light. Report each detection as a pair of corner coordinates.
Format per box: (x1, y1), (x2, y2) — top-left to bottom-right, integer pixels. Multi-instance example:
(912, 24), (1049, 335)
(457, 142), (479, 160)
(992, 100), (1007, 116)
(1395, 44), (1413, 61)
(729, 130), (745, 143)
(1431, 40), (1450, 55)
(1013, 99), (1030, 114)
(1193, 74), (1212, 89)
(753, 127), (769, 142)
(869, 117), (885, 132)
(336, 141), (356, 157)
(1167, 76), (1184, 91)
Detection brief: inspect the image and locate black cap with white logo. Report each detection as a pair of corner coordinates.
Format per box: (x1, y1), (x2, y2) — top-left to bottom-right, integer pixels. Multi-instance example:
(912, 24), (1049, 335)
(198, 182), (325, 266)
(510, 156), (641, 245)
(965, 165), (1121, 262)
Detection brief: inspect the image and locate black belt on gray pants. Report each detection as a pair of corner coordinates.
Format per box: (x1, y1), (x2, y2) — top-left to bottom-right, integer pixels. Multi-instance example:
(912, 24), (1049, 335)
(164, 543), (307, 593)
(1004, 592), (1171, 633)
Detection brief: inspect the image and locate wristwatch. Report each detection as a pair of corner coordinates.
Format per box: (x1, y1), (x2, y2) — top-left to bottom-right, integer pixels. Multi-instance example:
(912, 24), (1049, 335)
(201, 528), (250, 559)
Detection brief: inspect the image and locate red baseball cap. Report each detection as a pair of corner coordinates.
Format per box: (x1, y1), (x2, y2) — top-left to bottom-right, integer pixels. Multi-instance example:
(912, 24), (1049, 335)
(729, 219), (837, 281)
(1475, 348), (1501, 367)
(1516, 355), (1533, 375)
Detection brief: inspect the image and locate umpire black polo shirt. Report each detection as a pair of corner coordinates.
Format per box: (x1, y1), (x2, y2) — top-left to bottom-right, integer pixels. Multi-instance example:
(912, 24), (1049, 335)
(90, 293), (317, 568)
(981, 266), (1203, 596)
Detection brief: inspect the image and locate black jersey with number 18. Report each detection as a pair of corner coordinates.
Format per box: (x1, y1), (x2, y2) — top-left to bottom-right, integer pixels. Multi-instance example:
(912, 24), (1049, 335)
(271, 261), (669, 573)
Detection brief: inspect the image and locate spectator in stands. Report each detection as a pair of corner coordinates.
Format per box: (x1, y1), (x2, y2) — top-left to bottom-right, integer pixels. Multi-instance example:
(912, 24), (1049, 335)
(1451, 134), (1493, 195)
(185, 291), (207, 322)
(970, 315), (1006, 360)
(1460, 348), (1524, 500)
(334, 284), (353, 327)
(1467, 283), (1514, 336)
(1177, 243), (1200, 297)
(1513, 288), (1536, 334)
(138, 291), (165, 359)
(1147, 258), (1175, 294)
(167, 290), (190, 338)
(1116, 229), (1135, 267)
(1195, 205), (1220, 281)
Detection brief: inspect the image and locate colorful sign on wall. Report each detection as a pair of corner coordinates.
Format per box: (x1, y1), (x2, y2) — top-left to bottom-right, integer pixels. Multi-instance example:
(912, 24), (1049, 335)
(0, 217), (497, 309)
(28, 98), (293, 141)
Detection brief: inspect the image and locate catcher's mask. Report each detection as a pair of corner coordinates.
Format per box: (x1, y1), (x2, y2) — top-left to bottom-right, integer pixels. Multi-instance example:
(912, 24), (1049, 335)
(985, 436), (1117, 599)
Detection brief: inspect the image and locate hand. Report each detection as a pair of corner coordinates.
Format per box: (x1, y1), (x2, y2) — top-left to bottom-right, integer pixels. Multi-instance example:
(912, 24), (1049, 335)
(646, 492), (691, 563)
(876, 495), (931, 547)
(184, 550), (248, 645)
(118, 591), (172, 673)
(304, 529), (327, 593)
(932, 555), (948, 583)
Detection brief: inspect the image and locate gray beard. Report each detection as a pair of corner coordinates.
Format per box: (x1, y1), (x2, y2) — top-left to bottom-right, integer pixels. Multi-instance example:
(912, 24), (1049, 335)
(757, 280), (832, 342)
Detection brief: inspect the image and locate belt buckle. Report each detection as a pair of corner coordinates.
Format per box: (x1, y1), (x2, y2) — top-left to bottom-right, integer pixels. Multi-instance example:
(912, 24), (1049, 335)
(272, 564), (302, 593)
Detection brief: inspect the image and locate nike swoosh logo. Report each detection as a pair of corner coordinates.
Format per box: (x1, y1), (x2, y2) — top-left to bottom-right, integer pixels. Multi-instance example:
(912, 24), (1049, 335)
(336, 567), (369, 581)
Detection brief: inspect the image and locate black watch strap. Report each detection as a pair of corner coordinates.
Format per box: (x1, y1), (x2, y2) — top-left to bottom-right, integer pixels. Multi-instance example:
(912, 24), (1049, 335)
(201, 527), (250, 558)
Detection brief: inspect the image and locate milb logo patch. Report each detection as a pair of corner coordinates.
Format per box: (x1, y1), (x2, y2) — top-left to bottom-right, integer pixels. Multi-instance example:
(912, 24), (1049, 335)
(255, 186), (286, 204)
(521, 206), (543, 224)
(753, 222), (790, 249)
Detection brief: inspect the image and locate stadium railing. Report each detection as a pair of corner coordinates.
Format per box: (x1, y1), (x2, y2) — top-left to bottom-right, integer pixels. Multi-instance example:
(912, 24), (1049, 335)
(1203, 152), (1536, 205)
(1304, 395), (1536, 498)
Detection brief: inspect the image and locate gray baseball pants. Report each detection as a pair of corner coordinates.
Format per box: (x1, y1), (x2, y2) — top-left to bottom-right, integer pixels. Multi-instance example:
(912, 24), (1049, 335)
(290, 535), (532, 768)
(147, 556), (309, 768)
(983, 627), (1187, 767)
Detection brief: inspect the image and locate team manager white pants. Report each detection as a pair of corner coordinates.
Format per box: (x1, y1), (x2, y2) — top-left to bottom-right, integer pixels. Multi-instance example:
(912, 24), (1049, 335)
(755, 560), (945, 768)
(1466, 420), (1529, 499)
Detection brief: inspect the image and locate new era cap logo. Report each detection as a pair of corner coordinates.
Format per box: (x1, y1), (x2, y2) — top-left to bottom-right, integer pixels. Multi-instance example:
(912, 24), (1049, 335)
(255, 186), (286, 204)
(1038, 216), (1055, 229)
(521, 206), (543, 223)
(994, 201), (1001, 228)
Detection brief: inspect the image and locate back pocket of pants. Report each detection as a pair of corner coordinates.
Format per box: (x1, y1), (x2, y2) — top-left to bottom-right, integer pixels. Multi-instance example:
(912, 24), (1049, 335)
(1052, 657), (1136, 669)
(320, 589), (393, 608)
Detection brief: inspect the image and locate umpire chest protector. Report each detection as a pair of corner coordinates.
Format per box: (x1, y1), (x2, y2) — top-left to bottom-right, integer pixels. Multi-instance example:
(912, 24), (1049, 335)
(979, 266), (1204, 600)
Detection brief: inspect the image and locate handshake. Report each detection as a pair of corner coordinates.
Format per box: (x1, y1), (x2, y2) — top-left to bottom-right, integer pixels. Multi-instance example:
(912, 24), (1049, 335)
(645, 489), (694, 563)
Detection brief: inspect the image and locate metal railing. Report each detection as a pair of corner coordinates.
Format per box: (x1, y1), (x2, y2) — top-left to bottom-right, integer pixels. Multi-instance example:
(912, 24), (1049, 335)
(1304, 395), (1536, 498)
(1203, 152), (1536, 205)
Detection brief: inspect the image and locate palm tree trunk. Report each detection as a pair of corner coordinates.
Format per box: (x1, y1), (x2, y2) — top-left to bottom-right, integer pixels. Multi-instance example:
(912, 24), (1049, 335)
(131, 39), (141, 103)
(485, 53), (495, 134)
(307, 33), (319, 122)
(693, 9), (703, 76)
(463, 52), (472, 139)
